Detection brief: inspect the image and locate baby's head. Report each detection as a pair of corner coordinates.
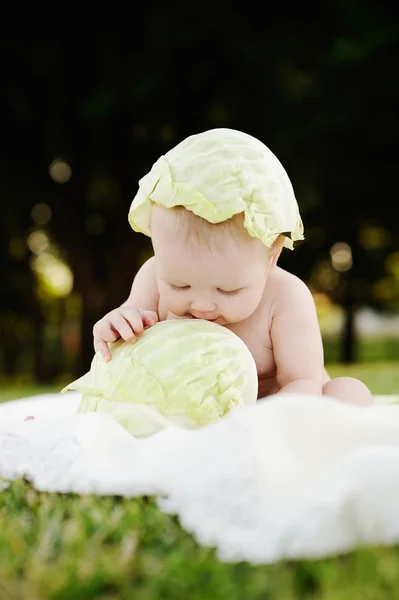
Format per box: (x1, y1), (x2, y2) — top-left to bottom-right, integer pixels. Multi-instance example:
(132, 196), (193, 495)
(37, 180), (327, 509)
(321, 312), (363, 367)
(150, 204), (283, 324)
(128, 127), (304, 324)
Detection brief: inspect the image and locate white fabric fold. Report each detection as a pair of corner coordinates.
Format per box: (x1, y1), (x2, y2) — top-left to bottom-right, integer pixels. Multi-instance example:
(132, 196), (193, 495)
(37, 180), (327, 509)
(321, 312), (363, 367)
(1, 392), (399, 564)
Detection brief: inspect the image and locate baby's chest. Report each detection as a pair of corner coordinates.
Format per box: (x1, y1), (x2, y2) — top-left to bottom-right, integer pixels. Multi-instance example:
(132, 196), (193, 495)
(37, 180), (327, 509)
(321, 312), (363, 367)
(226, 318), (275, 379)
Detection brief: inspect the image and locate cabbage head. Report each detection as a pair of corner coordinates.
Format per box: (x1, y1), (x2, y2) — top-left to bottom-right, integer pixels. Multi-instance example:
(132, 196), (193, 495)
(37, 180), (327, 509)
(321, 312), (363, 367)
(62, 319), (258, 437)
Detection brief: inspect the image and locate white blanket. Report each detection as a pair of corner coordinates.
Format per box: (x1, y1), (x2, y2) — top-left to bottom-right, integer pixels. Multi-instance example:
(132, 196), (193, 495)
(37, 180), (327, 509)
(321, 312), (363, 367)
(1, 391), (399, 564)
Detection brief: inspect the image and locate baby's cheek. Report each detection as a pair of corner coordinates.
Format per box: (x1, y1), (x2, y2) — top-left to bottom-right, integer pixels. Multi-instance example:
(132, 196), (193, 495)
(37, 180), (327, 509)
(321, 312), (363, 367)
(162, 291), (188, 314)
(227, 295), (261, 321)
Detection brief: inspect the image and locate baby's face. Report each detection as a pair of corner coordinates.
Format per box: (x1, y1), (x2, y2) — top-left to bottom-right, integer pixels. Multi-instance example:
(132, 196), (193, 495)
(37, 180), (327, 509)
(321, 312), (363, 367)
(151, 213), (273, 325)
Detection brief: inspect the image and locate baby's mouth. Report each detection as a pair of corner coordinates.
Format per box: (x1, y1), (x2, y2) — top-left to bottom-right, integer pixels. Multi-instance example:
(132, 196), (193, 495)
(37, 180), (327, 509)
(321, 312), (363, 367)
(188, 314), (218, 322)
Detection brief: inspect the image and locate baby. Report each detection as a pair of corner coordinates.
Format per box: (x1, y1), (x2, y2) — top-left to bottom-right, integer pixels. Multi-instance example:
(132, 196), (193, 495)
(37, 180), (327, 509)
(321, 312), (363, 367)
(93, 128), (373, 406)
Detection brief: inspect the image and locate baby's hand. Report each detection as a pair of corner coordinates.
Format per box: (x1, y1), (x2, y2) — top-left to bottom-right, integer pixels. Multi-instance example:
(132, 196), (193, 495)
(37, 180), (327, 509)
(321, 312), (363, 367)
(93, 306), (158, 361)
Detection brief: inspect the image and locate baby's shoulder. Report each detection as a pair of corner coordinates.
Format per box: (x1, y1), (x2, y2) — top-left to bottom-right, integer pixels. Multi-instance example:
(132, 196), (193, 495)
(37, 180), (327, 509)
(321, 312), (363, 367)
(268, 267), (314, 308)
(270, 266), (310, 292)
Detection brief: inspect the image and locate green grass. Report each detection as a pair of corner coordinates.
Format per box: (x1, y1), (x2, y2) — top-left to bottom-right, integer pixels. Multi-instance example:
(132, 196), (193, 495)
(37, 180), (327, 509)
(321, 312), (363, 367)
(2, 482), (399, 600)
(0, 384), (60, 403)
(323, 336), (399, 365)
(1, 363), (399, 598)
(1, 360), (398, 402)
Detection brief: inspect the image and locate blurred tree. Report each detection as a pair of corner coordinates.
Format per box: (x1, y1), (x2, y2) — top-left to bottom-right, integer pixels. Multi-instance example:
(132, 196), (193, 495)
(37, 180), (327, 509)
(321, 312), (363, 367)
(283, 2), (399, 361)
(1, 1), (399, 378)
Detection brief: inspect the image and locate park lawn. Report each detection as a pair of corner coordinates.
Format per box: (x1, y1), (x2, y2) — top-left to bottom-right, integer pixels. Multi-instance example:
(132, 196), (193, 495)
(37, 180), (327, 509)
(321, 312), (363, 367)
(1, 360), (399, 403)
(0, 383), (61, 403)
(0, 361), (399, 599)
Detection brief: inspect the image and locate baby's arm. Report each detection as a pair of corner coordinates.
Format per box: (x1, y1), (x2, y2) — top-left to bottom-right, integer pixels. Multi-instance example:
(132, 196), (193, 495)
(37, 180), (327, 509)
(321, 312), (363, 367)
(270, 275), (324, 396)
(93, 257), (160, 360)
(123, 256), (160, 311)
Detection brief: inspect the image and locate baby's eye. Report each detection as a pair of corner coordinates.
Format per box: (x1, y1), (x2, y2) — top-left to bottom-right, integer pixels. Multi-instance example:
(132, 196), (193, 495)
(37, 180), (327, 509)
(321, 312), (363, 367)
(217, 288), (241, 297)
(169, 283), (190, 291)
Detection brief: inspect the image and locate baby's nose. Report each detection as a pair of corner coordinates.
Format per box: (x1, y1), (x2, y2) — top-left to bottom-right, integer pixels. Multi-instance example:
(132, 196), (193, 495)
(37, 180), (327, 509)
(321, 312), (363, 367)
(190, 299), (217, 313)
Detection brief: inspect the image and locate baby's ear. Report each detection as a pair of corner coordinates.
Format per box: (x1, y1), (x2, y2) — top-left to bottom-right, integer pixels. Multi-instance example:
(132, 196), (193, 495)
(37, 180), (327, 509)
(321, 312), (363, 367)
(269, 236), (285, 268)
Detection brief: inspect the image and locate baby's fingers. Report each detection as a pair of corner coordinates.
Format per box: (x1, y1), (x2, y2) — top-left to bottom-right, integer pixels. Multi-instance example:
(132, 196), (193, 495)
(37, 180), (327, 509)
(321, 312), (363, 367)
(94, 336), (112, 361)
(119, 308), (147, 338)
(139, 309), (158, 328)
(108, 312), (138, 342)
(93, 319), (120, 360)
